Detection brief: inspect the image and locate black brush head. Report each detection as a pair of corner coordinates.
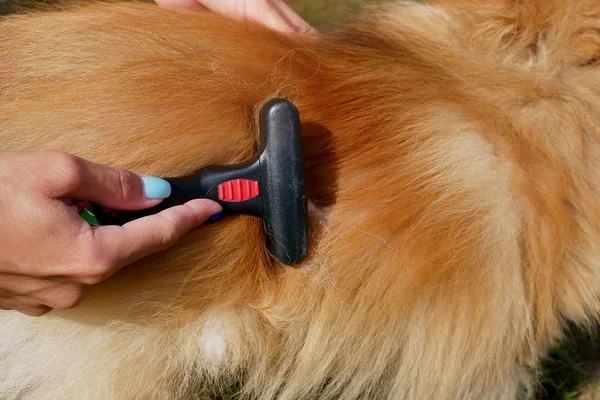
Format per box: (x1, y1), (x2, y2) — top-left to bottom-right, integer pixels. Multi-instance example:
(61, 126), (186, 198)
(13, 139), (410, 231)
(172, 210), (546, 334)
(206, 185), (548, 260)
(256, 99), (308, 265)
(88, 98), (308, 266)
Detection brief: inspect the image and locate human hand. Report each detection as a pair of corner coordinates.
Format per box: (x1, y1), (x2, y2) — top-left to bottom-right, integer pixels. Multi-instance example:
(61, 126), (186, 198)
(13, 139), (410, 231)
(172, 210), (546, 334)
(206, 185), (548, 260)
(155, 0), (314, 34)
(0, 151), (222, 316)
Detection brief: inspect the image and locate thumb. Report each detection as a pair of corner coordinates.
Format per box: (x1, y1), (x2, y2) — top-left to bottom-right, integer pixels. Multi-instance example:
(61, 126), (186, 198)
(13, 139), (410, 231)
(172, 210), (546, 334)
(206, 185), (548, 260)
(45, 153), (171, 210)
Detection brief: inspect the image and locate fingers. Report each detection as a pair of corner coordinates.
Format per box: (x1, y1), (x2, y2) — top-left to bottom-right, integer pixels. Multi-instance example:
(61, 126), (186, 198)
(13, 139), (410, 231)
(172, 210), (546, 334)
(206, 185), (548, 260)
(0, 273), (88, 310)
(41, 152), (171, 210)
(263, 0), (315, 34)
(0, 294), (52, 317)
(0, 272), (57, 295)
(155, 0), (315, 34)
(30, 283), (89, 310)
(154, 0), (202, 8)
(72, 199), (222, 283)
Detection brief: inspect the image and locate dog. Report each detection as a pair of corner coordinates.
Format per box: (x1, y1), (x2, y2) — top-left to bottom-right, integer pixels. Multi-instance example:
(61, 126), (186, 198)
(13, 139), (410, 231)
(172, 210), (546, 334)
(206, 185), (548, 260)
(1, 0), (599, 398)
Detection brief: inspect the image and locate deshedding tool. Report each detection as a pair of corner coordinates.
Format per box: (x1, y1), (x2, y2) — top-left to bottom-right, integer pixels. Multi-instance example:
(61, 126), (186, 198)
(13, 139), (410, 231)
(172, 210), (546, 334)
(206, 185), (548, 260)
(86, 98), (308, 266)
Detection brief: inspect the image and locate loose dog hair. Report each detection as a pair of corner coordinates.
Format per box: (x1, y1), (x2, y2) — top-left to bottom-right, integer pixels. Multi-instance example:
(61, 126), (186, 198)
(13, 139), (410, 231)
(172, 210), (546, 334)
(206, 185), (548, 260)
(1, 0), (599, 398)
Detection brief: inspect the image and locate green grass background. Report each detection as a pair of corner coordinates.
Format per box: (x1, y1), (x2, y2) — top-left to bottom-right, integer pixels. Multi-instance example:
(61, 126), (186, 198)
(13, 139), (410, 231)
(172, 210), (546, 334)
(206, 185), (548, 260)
(1, 0), (599, 398)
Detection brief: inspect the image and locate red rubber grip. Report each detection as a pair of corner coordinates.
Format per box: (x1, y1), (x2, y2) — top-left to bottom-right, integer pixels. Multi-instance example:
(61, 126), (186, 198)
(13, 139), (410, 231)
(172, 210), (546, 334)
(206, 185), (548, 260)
(217, 179), (260, 202)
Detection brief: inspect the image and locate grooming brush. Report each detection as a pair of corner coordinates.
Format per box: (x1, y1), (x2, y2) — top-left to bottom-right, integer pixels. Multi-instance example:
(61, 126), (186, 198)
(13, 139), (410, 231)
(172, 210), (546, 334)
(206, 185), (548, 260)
(80, 98), (308, 266)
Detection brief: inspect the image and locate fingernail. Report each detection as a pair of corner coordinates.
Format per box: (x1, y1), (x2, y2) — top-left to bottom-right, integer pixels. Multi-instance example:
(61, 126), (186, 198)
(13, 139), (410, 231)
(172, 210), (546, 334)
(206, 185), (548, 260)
(141, 177), (171, 199)
(207, 210), (225, 223)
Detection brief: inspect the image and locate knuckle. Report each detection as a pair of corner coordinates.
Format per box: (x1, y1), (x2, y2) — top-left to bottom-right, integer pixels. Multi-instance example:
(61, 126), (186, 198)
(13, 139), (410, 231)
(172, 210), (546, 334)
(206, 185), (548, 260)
(114, 168), (135, 201)
(75, 266), (111, 285)
(157, 215), (180, 248)
(23, 305), (51, 317)
(48, 285), (85, 310)
(75, 239), (114, 284)
(50, 152), (85, 192)
(79, 253), (114, 284)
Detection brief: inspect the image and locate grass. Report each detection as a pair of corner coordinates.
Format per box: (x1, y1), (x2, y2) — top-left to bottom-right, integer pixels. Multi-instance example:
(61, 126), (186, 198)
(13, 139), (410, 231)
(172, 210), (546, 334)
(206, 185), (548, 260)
(538, 324), (600, 400)
(1, 0), (599, 398)
(289, 0), (364, 26)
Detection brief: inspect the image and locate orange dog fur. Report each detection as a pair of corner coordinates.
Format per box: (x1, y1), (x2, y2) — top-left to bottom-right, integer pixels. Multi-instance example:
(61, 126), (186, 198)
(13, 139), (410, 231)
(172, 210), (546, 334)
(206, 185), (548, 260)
(1, 0), (599, 398)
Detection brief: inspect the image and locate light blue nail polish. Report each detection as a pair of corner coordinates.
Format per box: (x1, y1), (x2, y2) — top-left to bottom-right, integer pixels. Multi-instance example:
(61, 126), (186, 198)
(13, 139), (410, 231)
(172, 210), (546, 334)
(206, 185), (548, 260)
(141, 177), (171, 199)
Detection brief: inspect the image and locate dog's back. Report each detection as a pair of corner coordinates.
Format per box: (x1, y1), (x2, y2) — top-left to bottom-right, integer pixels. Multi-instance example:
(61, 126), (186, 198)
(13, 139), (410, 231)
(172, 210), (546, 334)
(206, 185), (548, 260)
(0, 1), (599, 399)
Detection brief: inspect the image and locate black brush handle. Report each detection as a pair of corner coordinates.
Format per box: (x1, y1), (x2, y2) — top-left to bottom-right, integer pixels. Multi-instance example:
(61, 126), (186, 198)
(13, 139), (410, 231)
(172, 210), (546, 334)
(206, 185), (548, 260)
(89, 161), (264, 226)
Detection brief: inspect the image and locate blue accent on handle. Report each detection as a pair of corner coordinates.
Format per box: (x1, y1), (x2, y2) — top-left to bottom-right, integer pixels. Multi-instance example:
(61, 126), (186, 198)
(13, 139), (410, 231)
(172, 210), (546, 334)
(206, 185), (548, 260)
(207, 210), (226, 223)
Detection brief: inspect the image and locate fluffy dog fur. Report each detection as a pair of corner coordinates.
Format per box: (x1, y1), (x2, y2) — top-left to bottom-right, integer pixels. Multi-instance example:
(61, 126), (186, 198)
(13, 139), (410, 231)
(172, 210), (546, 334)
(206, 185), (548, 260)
(0, 0), (599, 398)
